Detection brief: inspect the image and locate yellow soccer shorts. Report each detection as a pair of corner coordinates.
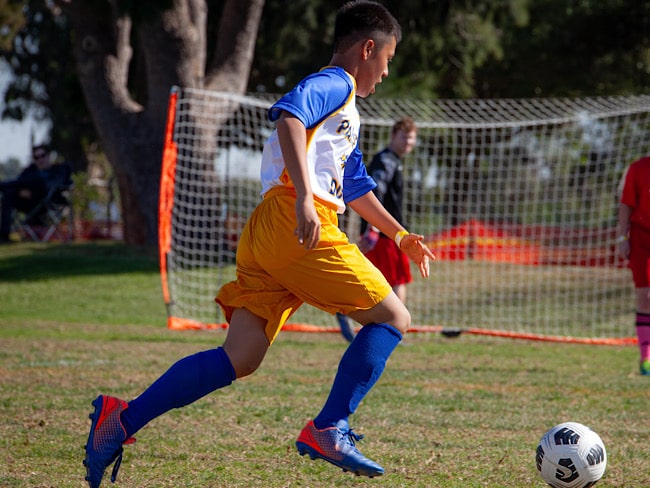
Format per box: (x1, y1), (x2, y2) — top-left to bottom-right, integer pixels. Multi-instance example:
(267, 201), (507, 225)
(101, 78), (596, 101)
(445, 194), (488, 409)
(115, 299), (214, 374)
(216, 186), (392, 344)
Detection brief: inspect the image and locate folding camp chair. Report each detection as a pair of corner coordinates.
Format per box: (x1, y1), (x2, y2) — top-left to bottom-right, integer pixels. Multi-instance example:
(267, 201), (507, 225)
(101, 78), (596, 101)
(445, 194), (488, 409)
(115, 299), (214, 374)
(14, 165), (74, 243)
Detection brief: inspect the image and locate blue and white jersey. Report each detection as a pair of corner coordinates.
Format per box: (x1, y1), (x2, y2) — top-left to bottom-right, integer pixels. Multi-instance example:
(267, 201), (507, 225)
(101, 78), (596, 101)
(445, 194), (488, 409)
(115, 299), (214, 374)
(260, 66), (376, 213)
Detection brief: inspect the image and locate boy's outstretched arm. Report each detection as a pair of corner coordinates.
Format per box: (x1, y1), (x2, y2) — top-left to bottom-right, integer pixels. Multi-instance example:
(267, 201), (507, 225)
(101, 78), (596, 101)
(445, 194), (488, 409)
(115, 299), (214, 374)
(348, 192), (436, 277)
(276, 112), (321, 249)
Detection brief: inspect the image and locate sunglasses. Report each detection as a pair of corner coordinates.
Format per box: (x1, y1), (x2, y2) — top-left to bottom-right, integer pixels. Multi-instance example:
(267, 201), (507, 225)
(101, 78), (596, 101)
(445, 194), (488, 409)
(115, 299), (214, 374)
(33, 152), (47, 159)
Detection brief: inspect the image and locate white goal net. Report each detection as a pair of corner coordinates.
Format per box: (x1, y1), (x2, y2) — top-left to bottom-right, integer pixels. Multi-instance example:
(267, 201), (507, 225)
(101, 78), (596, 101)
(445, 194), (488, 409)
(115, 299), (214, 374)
(159, 87), (650, 341)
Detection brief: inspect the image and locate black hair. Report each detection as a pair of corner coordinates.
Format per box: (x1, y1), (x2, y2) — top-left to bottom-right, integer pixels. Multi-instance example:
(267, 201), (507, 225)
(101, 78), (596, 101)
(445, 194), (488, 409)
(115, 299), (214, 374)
(334, 1), (401, 53)
(32, 144), (50, 156)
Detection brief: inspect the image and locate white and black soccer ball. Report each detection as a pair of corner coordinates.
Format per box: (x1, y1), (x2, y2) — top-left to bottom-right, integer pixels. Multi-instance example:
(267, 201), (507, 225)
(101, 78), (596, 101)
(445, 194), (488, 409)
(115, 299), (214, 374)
(536, 422), (607, 488)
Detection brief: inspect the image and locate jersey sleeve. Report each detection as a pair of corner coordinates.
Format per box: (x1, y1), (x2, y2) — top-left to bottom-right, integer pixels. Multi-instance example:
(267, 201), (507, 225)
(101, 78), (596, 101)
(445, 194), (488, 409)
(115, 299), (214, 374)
(268, 70), (353, 128)
(343, 145), (377, 203)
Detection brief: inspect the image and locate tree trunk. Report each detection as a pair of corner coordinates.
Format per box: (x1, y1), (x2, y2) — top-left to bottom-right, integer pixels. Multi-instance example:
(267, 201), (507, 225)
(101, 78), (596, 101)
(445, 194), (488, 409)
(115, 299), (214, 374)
(54, 0), (265, 245)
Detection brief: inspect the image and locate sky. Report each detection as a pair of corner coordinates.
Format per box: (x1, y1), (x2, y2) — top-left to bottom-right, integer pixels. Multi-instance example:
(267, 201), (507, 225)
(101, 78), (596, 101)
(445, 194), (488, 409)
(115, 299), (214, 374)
(0, 61), (50, 166)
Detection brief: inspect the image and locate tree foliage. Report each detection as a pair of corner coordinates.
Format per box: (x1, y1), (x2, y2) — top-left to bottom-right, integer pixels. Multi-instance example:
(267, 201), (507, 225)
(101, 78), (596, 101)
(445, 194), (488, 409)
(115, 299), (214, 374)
(251, 0), (533, 98)
(475, 0), (650, 97)
(0, 0), (24, 52)
(1, 0), (94, 170)
(251, 0), (649, 99)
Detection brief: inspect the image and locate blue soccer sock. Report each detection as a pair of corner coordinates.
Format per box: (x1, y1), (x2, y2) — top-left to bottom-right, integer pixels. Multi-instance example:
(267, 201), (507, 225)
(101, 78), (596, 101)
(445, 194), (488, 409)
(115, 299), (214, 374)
(313, 322), (402, 430)
(120, 346), (236, 437)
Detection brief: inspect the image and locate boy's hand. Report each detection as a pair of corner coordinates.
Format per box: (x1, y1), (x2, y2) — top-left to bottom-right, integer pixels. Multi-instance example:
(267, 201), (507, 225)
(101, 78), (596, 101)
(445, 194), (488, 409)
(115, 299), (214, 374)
(295, 196), (321, 249)
(400, 233), (436, 278)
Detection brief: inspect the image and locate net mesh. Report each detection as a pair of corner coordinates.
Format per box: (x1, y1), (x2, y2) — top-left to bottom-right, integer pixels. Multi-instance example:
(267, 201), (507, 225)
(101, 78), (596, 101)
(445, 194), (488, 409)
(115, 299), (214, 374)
(161, 87), (650, 338)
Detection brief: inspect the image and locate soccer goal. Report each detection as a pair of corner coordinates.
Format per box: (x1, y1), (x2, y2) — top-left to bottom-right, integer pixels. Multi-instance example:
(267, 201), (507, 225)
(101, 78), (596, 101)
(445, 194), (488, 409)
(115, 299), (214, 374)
(159, 87), (650, 342)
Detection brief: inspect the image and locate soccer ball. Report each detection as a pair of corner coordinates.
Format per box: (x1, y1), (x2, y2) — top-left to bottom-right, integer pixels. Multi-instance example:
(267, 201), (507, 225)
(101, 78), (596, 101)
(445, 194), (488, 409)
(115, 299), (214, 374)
(536, 422), (607, 488)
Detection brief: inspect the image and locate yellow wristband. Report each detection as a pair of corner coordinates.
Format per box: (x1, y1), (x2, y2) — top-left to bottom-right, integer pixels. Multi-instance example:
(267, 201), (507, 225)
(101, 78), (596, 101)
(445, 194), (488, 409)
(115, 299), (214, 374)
(394, 230), (409, 248)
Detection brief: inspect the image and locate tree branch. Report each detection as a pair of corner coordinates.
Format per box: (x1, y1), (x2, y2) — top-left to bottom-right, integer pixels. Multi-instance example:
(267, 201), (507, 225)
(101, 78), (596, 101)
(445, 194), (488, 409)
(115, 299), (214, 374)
(54, 0), (141, 114)
(205, 0), (264, 92)
(137, 0), (207, 125)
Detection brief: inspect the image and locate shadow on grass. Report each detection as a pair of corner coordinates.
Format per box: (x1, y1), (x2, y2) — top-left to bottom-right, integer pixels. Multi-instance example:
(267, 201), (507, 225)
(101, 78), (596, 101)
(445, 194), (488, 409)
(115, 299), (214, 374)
(0, 241), (159, 282)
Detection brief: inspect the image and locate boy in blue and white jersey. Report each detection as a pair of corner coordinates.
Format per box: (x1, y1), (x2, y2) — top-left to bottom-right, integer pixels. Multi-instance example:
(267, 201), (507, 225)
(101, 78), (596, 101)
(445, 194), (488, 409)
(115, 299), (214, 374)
(82, 2), (435, 486)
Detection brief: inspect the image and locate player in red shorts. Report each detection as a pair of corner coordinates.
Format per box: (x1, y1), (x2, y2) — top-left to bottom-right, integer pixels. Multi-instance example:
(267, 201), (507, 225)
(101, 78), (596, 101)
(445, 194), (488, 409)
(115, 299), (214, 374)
(337, 117), (418, 342)
(617, 156), (650, 375)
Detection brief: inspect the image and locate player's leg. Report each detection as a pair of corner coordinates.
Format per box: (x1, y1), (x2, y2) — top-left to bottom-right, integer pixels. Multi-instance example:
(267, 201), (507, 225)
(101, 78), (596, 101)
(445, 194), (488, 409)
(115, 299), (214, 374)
(393, 283), (407, 303)
(84, 308), (268, 488)
(335, 235), (410, 343)
(123, 308), (267, 433)
(336, 312), (356, 342)
(223, 308), (271, 377)
(629, 227), (650, 375)
(84, 190), (300, 487)
(636, 287), (650, 375)
(297, 293), (409, 477)
(284, 203), (407, 476)
(313, 292), (409, 426)
(336, 282), (405, 345)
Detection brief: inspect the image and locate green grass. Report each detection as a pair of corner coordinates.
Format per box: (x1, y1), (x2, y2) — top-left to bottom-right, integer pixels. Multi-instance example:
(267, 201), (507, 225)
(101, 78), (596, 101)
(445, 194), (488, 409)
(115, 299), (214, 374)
(0, 242), (165, 326)
(0, 242), (648, 487)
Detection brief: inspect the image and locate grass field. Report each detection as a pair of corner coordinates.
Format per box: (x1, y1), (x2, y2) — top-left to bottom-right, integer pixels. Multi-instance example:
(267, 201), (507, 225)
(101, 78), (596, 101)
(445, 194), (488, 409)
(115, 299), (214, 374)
(0, 242), (648, 487)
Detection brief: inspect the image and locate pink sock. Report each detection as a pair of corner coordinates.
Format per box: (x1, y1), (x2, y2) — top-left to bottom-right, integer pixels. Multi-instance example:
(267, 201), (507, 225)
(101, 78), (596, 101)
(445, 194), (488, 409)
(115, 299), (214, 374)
(636, 312), (650, 361)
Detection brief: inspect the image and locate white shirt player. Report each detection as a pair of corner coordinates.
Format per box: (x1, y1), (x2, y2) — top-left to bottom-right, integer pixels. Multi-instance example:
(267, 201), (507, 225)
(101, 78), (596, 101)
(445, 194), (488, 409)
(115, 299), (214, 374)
(261, 66), (376, 214)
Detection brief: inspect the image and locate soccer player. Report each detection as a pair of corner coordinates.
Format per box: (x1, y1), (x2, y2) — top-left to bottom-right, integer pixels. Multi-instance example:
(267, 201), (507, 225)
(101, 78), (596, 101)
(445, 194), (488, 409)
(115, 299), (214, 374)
(617, 156), (650, 375)
(83, 2), (435, 486)
(337, 116), (418, 342)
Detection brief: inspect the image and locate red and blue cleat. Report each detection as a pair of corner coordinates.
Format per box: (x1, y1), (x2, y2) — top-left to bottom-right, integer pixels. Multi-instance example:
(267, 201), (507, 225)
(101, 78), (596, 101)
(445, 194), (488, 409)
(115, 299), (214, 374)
(83, 395), (135, 488)
(296, 419), (384, 477)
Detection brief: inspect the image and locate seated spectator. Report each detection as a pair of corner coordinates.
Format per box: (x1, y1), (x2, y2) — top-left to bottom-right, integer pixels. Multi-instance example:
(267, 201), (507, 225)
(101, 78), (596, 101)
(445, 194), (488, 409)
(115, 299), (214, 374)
(0, 145), (72, 243)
